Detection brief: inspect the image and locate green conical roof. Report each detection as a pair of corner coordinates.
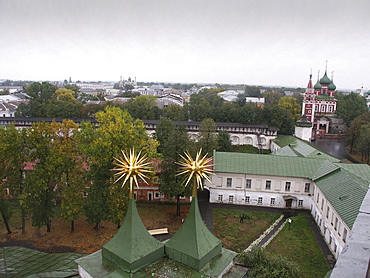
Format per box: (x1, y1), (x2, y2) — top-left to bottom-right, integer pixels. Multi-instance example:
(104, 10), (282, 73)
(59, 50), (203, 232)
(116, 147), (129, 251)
(102, 199), (164, 273)
(320, 71), (331, 85)
(165, 197), (222, 270)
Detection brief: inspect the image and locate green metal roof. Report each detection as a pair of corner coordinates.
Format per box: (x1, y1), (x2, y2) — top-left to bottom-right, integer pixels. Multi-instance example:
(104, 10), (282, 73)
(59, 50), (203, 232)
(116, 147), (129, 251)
(165, 197), (222, 270)
(214, 152), (336, 179)
(102, 199), (164, 273)
(328, 81), (336, 91)
(316, 94), (336, 100)
(273, 135), (339, 162)
(314, 80), (322, 89)
(315, 169), (369, 228)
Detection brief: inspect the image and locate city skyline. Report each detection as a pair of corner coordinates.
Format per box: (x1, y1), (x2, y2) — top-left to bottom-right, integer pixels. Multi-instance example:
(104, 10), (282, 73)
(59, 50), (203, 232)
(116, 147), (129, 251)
(1, 0), (369, 90)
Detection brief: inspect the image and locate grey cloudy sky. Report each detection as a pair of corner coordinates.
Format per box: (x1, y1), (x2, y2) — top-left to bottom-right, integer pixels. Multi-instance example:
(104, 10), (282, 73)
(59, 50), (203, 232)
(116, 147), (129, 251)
(1, 0), (369, 90)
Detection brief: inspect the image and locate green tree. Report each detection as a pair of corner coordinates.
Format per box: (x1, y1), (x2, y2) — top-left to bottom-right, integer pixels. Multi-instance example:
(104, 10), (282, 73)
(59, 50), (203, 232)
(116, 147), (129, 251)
(127, 95), (160, 120)
(23, 122), (58, 232)
(197, 118), (219, 156)
(52, 120), (85, 232)
(217, 131), (232, 152)
(264, 105), (295, 135)
(157, 122), (192, 215)
(0, 126), (28, 233)
(161, 104), (186, 121)
(336, 92), (367, 127)
(238, 248), (301, 278)
(277, 96), (302, 122)
(187, 96), (212, 121)
(79, 106), (151, 229)
(64, 84), (80, 94)
(346, 111), (370, 153)
(0, 197), (12, 234)
(244, 85), (261, 97)
(17, 82), (58, 117)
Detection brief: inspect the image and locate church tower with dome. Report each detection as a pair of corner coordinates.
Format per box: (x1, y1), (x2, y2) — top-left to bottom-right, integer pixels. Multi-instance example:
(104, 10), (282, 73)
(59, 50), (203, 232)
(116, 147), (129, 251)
(301, 66), (337, 135)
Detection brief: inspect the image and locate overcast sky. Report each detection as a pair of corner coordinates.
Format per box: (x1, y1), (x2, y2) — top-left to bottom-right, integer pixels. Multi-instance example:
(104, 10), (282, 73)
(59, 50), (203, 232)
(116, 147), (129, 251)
(1, 0), (369, 90)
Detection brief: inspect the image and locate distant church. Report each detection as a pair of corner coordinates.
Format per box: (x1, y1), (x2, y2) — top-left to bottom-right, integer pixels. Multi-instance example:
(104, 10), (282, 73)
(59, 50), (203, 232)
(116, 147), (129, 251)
(301, 67), (337, 136)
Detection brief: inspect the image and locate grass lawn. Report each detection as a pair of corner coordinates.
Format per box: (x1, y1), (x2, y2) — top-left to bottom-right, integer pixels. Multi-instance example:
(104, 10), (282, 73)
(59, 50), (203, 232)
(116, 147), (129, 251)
(213, 209), (281, 253)
(265, 214), (330, 278)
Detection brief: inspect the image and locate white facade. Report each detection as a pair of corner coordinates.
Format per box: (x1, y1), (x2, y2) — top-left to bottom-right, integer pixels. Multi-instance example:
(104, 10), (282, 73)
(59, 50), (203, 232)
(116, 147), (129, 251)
(206, 170), (350, 259)
(207, 173), (313, 210)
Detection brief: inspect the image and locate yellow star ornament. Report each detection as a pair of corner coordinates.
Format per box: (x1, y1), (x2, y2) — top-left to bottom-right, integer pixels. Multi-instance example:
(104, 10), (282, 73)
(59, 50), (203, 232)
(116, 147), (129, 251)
(177, 149), (214, 197)
(111, 149), (153, 199)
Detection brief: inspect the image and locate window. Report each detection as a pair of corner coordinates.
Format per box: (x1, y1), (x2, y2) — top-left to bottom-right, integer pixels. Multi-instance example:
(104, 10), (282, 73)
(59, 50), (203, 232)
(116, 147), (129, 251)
(321, 199), (324, 210)
(334, 217), (338, 231)
(317, 193), (320, 203)
(323, 226), (327, 235)
(258, 197), (263, 205)
(246, 179), (252, 189)
(343, 228), (347, 243)
(304, 183), (310, 193)
(329, 236), (332, 245)
(329, 106), (333, 112)
(218, 195), (223, 202)
(228, 195), (234, 203)
(285, 182), (291, 191)
(326, 206), (330, 218)
(265, 180), (271, 190)
(315, 105), (318, 112)
(155, 192), (160, 198)
(334, 244), (337, 253)
(331, 213), (334, 226)
(338, 222), (341, 236)
(298, 200), (303, 207)
(245, 196), (250, 204)
(270, 198), (275, 206)
(226, 178), (232, 187)
(321, 105), (326, 112)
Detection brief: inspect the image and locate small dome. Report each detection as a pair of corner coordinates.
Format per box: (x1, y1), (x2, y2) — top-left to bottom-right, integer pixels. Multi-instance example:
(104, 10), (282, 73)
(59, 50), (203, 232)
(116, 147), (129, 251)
(314, 80), (322, 90)
(319, 72), (331, 85)
(328, 81), (336, 91)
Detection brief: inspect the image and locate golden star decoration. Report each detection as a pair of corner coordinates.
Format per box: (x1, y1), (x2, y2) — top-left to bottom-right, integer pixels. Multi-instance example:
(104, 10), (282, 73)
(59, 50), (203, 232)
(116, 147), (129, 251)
(177, 149), (214, 197)
(111, 149), (153, 199)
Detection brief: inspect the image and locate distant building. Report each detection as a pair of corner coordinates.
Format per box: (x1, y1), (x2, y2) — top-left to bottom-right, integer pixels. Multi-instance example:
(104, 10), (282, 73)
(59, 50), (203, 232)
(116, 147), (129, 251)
(301, 69), (337, 136)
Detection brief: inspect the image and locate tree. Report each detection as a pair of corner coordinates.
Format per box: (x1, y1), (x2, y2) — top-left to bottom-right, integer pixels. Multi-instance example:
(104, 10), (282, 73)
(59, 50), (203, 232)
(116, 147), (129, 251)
(218, 131), (232, 152)
(79, 106), (151, 229)
(197, 118), (219, 156)
(238, 248), (301, 278)
(346, 111), (370, 153)
(155, 118), (176, 154)
(244, 85), (261, 97)
(264, 105), (295, 135)
(277, 96), (302, 122)
(23, 122), (58, 232)
(187, 96), (212, 121)
(336, 92), (367, 127)
(0, 126), (28, 233)
(157, 121), (192, 215)
(357, 123), (370, 163)
(127, 95), (160, 120)
(161, 104), (186, 121)
(52, 120), (85, 232)
(0, 197), (12, 234)
(64, 84), (80, 94)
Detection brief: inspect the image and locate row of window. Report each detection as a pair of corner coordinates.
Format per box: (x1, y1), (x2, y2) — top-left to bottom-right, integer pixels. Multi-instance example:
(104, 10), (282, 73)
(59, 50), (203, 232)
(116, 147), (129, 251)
(226, 178), (311, 193)
(218, 195), (304, 207)
(317, 192), (347, 243)
(314, 104), (334, 113)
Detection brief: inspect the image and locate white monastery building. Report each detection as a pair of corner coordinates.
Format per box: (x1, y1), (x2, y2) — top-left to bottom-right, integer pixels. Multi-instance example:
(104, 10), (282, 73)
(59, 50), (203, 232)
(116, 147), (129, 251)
(206, 136), (370, 261)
